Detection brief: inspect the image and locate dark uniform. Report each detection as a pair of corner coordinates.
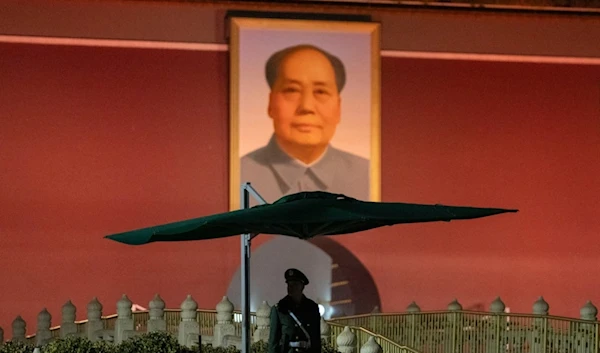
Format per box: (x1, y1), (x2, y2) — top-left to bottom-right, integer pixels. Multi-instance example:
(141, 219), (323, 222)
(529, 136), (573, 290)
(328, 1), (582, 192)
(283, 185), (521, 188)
(269, 269), (322, 353)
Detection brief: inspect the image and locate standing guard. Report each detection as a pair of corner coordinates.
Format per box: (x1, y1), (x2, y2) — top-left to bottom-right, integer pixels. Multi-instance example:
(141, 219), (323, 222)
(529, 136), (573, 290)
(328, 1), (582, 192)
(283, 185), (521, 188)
(269, 268), (322, 353)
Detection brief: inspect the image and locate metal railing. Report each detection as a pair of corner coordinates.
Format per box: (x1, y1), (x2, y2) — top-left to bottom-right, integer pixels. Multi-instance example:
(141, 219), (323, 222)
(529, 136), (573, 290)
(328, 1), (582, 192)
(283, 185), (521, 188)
(28, 308), (600, 353)
(328, 311), (599, 353)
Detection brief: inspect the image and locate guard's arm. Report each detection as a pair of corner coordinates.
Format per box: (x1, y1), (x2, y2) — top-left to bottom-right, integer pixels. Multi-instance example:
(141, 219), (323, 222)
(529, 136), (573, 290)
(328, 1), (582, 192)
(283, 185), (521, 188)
(269, 305), (282, 353)
(310, 305), (321, 353)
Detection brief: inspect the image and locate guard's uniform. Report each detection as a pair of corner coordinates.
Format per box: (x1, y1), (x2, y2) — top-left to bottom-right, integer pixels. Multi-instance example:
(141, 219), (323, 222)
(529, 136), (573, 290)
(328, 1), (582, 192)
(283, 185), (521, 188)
(269, 269), (321, 353)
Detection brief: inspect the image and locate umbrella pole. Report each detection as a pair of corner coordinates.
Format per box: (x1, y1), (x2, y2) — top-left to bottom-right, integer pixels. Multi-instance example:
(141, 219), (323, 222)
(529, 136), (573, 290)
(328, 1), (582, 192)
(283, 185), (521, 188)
(240, 183), (267, 353)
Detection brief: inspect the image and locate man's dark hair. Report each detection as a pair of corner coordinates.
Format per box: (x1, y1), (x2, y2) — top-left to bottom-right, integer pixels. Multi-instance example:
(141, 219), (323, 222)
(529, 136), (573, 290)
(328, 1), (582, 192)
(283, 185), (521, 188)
(265, 44), (346, 93)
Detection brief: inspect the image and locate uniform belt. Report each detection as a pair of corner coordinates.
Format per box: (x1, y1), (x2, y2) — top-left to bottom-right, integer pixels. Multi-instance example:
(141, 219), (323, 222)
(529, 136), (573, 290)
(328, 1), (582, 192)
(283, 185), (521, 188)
(289, 341), (310, 348)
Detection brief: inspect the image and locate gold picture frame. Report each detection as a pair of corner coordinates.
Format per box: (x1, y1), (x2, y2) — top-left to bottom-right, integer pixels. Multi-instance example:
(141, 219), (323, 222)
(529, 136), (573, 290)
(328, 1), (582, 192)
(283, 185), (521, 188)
(229, 16), (381, 210)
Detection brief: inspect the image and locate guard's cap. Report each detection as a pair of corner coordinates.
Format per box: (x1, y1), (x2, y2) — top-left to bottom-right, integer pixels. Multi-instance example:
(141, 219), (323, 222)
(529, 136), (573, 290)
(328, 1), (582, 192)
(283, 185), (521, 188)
(285, 268), (309, 285)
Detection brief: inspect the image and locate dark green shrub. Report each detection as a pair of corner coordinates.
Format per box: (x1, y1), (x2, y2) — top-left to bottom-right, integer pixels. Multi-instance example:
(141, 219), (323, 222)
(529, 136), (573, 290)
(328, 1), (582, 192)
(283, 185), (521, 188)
(41, 336), (117, 353)
(116, 331), (180, 353)
(202, 345), (239, 353)
(250, 340), (268, 353)
(0, 341), (35, 353)
(1, 332), (340, 353)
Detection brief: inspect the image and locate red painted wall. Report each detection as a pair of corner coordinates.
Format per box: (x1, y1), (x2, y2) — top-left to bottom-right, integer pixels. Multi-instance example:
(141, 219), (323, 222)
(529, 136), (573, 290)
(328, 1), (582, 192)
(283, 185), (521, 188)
(1, 42), (599, 335)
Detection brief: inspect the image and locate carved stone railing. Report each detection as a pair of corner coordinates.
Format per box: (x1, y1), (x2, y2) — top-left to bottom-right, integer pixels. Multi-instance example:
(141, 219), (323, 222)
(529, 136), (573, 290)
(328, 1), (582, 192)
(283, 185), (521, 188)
(328, 297), (600, 353)
(3, 295), (598, 353)
(326, 323), (420, 353)
(0, 294), (413, 353)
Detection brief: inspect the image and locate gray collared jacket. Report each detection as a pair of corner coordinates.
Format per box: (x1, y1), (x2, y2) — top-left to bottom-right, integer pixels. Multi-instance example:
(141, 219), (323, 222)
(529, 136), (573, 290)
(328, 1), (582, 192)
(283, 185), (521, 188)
(241, 135), (370, 204)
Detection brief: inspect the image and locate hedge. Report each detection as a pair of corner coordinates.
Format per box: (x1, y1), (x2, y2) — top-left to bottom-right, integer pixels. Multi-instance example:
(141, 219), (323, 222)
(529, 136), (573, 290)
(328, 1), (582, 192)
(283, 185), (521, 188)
(0, 332), (341, 353)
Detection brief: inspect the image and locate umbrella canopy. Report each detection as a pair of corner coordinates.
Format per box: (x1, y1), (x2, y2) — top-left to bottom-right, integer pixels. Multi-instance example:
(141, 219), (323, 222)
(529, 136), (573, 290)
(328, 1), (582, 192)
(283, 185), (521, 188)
(105, 191), (517, 245)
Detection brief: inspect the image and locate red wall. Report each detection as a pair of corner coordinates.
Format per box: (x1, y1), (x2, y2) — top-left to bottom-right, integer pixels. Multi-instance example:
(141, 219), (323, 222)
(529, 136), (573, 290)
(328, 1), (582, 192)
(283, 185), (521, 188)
(1, 42), (599, 335)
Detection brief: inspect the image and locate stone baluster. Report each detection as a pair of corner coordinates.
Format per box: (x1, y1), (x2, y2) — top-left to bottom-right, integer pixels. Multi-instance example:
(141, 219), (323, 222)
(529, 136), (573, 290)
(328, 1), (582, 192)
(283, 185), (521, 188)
(531, 296), (549, 352)
(60, 300), (77, 338)
(405, 302), (420, 348)
(147, 294), (167, 332)
(570, 300), (598, 353)
(11, 316), (26, 342)
(577, 301), (598, 353)
(214, 296), (236, 347)
(360, 337), (382, 353)
(36, 308), (52, 346)
(580, 301), (597, 321)
(447, 299), (464, 352)
(487, 297), (506, 353)
(490, 297), (506, 313)
(336, 326), (357, 353)
(178, 295), (199, 347)
(406, 301), (421, 313)
(447, 299), (463, 311)
(532, 296), (550, 328)
(115, 294), (134, 344)
(533, 296), (549, 316)
(320, 317), (330, 341)
(86, 297), (104, 341)
(253, 300), (271, 343)
(0, 326), (4, 345)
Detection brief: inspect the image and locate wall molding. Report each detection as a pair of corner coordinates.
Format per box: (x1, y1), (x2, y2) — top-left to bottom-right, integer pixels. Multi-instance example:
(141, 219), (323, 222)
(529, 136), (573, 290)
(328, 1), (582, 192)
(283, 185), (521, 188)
(2, 35), (600, 66)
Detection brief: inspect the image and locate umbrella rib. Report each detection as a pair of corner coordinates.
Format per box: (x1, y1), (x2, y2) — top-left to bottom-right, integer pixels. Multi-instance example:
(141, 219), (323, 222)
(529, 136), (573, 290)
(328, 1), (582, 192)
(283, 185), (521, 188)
(310, 219), (352, 236)
(326, 219), (370, 235)
(277, 224), (304, 238)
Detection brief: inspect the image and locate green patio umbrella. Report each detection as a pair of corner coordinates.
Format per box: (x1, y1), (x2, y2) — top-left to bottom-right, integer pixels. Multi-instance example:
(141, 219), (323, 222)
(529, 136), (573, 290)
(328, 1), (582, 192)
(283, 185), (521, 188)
(106, 189), (517, 245)
(105, 183), (517, 353)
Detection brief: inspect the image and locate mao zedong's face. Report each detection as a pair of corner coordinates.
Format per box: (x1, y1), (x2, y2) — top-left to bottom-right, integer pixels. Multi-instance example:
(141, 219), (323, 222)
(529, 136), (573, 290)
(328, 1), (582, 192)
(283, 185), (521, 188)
(268, 49), (341, 154)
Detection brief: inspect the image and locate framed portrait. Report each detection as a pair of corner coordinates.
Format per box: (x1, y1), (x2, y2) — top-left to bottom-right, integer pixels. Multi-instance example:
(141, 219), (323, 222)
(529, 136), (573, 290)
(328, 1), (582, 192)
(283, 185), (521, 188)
(229, 16), (381, 210)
